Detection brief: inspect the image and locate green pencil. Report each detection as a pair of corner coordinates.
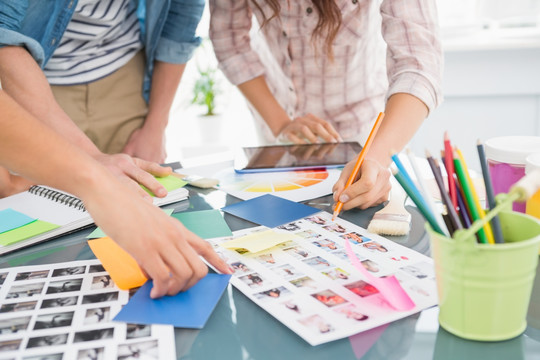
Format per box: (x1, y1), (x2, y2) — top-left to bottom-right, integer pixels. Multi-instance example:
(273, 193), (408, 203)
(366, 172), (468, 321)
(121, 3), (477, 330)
(391, 167), (446, 236)
(453, 150), (488, 244)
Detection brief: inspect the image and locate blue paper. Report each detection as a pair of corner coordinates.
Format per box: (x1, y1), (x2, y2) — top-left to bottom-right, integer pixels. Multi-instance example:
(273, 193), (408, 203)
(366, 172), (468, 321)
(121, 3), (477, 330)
(0, 208), (36, 234)
(113, 274), (231, 329)
(221, 194), (320, 228)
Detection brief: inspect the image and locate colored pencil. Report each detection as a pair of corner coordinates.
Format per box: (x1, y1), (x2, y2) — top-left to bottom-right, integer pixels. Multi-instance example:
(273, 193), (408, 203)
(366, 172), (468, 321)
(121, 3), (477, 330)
(425, 151), (463, 235)
(332, 112), (384, 220)
(391, 167), (446, 235)
(406, 148), (449, 236)
(444, 132), (458, 211)
(453, 150), (488, 244)
(477, 140), (504, 243)
(455, 180), (472, 228)
(456, 148), (495, 244)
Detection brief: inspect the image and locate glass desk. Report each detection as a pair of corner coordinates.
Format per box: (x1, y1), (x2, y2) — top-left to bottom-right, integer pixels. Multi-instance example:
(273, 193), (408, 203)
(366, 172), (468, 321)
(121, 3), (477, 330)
(1, 182), (539, 360)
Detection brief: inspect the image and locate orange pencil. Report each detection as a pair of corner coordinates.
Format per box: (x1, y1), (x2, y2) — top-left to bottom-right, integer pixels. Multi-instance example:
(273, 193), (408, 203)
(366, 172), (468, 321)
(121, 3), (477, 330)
(332, 112), (384, 221)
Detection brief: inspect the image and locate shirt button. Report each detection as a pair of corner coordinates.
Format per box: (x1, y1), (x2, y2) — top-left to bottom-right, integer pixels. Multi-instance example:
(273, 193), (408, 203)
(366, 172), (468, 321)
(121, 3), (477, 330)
(51, 38), (57, 46)
(306, 7), (313, 14)
(282, 31), (287, 37)
(289, 87), (294, 92)
(68, 0), (74, 8)
(352, 0), (358, 3)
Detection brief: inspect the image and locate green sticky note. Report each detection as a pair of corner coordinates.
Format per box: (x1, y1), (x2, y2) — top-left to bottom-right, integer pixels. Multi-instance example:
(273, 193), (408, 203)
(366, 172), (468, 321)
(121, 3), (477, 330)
(172, 209), (232, 239)
(0, 220), (60, 246)
(86, 208), (175, 239)
(141, 175), (187, 196)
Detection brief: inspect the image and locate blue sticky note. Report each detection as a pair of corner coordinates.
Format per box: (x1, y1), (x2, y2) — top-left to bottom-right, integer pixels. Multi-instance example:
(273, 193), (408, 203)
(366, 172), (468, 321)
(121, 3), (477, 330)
(0, 209), (36, 234)
(221, 194), (320, 228)
(113, 274), (231, 329)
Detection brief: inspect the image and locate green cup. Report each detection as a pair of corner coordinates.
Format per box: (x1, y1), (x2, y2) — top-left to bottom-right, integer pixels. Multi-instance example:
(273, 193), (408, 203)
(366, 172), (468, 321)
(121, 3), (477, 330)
(428, 211), (540, 341)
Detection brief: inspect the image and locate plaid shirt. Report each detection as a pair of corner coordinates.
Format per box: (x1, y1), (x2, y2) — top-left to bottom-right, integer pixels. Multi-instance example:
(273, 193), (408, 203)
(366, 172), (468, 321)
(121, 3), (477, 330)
(210, 0), (443, 143)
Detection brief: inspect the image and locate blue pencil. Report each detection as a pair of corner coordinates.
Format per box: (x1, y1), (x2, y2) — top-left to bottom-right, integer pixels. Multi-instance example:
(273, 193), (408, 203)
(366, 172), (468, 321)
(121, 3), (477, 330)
(391, 153), (433, 215)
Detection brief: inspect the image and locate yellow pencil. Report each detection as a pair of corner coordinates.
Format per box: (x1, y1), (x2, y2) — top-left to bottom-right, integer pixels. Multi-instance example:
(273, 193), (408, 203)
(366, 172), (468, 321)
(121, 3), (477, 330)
(456, 148), (495, 244)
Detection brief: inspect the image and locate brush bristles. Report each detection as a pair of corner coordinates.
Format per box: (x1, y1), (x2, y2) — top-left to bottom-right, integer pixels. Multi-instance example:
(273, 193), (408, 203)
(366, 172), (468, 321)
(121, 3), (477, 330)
(367, 213), (411, 236)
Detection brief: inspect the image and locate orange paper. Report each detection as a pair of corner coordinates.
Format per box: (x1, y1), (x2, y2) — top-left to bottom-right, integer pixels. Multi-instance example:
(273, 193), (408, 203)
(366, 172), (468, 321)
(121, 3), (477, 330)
(88, 237), (147, 290)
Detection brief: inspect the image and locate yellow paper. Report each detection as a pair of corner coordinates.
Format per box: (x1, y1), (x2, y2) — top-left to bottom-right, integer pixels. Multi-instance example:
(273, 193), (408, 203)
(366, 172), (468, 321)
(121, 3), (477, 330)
(88, 237), (147, 290)
(221, 230), (300, 253)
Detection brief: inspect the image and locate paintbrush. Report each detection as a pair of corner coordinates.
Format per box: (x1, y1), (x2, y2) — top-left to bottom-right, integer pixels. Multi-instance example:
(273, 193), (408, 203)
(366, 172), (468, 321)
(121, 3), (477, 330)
(367, 177), (411, 236)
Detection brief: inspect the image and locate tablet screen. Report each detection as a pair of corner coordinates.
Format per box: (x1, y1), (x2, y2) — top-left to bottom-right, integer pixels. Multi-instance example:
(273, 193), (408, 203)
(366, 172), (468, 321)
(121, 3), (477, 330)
(234, 142), (362, 173)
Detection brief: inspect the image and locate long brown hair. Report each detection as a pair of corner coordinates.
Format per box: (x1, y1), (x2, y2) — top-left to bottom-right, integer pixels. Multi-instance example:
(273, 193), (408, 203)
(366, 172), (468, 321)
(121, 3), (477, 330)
(251, 0), (342, 60)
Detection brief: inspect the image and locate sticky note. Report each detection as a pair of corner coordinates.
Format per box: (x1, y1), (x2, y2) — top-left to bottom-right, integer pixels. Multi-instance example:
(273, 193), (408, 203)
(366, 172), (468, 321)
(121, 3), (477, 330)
(141, 175), (187, 196)
(0, 220), (59, 246)
(172, 209), (232, 239)
(0, 208), (36, 234)
(88, 237), (147, 290)
(221, 230), (300, 253)
(221, 194), (320, 228)
(114, 274), (231, 329)
(87, 208), (174, 239)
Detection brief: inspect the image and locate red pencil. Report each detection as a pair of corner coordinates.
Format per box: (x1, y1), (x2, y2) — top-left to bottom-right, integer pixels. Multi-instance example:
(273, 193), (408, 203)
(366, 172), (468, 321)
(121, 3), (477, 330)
(444, 132), (458, 211)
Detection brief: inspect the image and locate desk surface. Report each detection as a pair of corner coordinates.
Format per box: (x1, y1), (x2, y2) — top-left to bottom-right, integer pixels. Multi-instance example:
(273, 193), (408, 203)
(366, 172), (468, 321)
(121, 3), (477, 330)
(1, 181), (539, 359)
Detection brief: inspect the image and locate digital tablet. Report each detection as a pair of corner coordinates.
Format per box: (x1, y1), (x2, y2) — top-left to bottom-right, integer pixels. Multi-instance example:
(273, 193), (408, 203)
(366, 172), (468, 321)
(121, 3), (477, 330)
(234, 142), (362, 173)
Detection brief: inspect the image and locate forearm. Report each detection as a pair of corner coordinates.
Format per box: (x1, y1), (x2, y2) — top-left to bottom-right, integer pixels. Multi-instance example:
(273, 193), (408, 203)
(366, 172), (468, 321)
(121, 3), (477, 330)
(369, 93), (428, 166)
(238, 76), (290, 136)
(0, 46), (100, 155)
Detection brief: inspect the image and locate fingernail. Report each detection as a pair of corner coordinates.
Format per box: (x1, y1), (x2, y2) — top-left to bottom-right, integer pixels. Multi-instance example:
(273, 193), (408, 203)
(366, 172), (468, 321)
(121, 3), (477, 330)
(339, 194), (349, 203)
(228, 266), (235, 274)
(157, 188), (167, 197)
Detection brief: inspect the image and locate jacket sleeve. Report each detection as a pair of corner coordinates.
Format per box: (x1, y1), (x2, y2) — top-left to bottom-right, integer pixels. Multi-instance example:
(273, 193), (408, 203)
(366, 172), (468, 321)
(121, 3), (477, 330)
(209, 0), (265, 85)
(0, 0), (45, 66)
(154, 0), (204, 64)
(380, 0), (444, 113)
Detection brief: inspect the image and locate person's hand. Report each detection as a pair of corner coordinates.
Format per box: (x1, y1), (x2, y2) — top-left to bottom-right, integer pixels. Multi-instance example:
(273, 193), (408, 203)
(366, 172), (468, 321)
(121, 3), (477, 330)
(332, 157), (391, 210)
(83, 178), (232, 298)
(94, 153), (172, 200)
(0, 167), (35, 198)
(122, 124), (167, 163)
(278, 113), (342, 144)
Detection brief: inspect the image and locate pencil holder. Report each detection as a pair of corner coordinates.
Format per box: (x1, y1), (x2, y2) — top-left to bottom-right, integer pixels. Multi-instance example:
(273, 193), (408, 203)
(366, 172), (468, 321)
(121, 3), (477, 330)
(428, 210), (540, 341)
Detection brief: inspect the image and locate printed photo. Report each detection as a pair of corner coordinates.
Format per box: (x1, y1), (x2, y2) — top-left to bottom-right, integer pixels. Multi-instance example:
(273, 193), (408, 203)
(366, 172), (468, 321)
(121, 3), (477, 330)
(306, 215), (326, 225)
(330, 250), (349, 261)
(283, 246), (311, 259)
(302, 256), (332, 270)
(362, 241), (388, 253)
(52, 266), (85, 277)
(322, 223), (346, 234)
(334, 304), (369, 321)
(33, 311), (74, 330)
(390, 255), (410, 262)
(46, 278), (83, 294)
(6, 283), (44, 299)
(82, 292), (119, 304)
(361, 259), (380, 273)
(15, 270), (49, 281)
(229, 262), (251, 274)
(84, 307), (111, 324)
(27, 333), (68, 348)
(0, 316), (30, 334)
(73, 328), (114, 343)
(298, 314), (333, 334)
(400, 263), (430, 279)
(345, 280), (379, 297)
(294, 229), (321, 240)
(41, 296), (78, 309)
(24, 353), (63, 360)
(77, 347), (104, 360)
(254, 253), (277, 266)
(126, 324), (152, 339)
(321, 267), (350, 280)
(312, 238), (340, 251)
(89, 264), (105, 273)
(312, 290), (347, 307)
(238, 273), (266, 288)
(271, 264), (303, 280)
(0, 300), (37, 313)
(341, 232), (371, 245)
(0, 272), (7, 285)
(91, 275), (114, 289)
(0, 339), (22, 351)
(277, 222), (300, 231)
(290, 276), (318, 290)
(254, 286), (291, 301)
(282, 300), (301, 313)
(117, 339), (159, 360)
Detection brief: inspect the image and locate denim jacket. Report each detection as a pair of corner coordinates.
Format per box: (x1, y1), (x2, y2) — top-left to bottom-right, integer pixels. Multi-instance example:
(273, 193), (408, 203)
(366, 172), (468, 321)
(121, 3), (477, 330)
(0, 0), (204, 102)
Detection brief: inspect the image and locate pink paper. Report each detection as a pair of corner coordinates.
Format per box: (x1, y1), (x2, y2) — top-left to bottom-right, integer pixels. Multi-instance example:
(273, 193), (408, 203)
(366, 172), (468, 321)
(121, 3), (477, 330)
(345, 240), (415, 311)
(348, 323), (388, 359)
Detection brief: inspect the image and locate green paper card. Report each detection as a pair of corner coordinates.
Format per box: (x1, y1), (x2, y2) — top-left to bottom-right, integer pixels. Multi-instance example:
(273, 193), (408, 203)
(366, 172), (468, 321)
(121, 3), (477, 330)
(0, 220), (59, 246)
(172, 209), (232, 239)
(141, 175), (187, 196)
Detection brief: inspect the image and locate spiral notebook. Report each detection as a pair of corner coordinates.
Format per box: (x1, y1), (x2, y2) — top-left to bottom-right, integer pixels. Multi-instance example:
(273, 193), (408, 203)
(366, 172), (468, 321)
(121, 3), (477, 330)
(0, 184), (189, 255)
